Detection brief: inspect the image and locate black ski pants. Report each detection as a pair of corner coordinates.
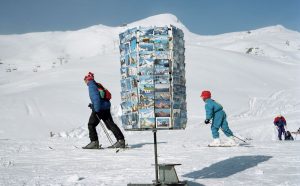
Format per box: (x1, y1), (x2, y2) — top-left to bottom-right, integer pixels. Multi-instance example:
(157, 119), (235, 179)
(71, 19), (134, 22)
(88, 110), (124, 142)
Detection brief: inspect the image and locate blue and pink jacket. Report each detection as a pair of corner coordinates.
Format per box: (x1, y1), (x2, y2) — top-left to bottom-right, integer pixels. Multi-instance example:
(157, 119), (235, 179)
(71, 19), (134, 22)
(87, 80), (111, 112)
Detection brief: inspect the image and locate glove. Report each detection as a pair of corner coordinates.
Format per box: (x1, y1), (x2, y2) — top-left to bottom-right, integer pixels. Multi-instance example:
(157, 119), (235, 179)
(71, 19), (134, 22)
(88, 103), (93, 109)
(204, 119), (210, 124)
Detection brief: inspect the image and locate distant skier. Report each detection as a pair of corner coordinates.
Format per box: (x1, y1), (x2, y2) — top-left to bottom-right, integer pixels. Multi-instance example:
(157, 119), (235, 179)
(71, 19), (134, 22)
(82, 72), (126, 149)
(273, 115), (287, 140)
(200, 90), (236, 146)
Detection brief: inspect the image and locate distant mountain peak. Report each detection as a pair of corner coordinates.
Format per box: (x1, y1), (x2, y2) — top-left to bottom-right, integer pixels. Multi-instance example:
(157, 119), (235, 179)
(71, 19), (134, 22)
(251, 24), (291, 33)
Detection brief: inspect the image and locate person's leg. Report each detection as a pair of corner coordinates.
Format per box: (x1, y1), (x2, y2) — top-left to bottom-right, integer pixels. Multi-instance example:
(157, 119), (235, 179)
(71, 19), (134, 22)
(278, 127), (283, 140)
(88, 112), (100, 141)
(220, 113), (233, 137)
(99, 110), (125, 141)
(83, 112), (100, 149)
(211, 124), (220, 139)
(211, 112), (223, 139)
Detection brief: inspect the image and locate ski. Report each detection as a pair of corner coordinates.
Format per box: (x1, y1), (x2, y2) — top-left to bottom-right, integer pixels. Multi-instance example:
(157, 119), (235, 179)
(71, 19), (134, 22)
(78, 144), (131, 153)
(208, 144), (238, 147)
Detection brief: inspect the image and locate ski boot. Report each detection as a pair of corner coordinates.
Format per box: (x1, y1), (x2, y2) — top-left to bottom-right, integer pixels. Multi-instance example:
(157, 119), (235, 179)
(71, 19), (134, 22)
(208, 138), (221, 147)
(108, 139), (126, 148)
(82, 141), (100, 149)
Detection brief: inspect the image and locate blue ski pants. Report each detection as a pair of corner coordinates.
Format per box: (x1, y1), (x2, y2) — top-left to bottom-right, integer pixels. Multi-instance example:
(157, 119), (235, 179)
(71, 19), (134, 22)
(211, 110), (233, 139)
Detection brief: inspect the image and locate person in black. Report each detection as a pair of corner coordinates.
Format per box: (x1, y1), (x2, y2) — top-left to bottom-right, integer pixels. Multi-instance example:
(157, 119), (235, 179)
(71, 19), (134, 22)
(82, 72), (125, 149)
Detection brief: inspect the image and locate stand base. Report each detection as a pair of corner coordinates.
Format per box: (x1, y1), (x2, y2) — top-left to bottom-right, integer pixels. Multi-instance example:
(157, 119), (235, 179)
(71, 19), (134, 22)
(128, 164), (188, 186)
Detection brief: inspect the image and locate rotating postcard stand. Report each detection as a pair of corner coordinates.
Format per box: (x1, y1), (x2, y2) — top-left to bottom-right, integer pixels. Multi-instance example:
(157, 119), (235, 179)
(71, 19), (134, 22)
(119, 26), (188, 186)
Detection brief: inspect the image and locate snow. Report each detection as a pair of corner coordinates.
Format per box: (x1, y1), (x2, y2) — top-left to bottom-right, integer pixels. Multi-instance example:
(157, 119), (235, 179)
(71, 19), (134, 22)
(0, 13), (300, 185)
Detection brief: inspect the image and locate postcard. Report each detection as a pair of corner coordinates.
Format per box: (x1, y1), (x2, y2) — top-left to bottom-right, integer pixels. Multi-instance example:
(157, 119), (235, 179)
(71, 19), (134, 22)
(153, 39), (169, 51)
(140, 92), (154, 102)
(125, 54), (130, 66)
(139, 42), (154, 52)
(140, 118), (155, 129)
(120, 67), (128, 78)
(128, 66), (138, 76)
(121, 91), (131, 102)
(156, 117), (171, 128)
(139, 65), (154, 76)
(173, 117), (181, 129)
(154, 59), (170, 68)
(131, 102), (138, 112)
(130, 37), (137, 52)
(154, 66), (169, 75)
(121, 101), (132, 114)
(173, 109), (181, 118)
(120, 79), (128, 91)
(155, 51), (169, 59)
(155, 92), (171, 100)
(120, 56), (126, 67)
(154, 75), (170, 84)
(119, 32), (126, 44)
(139, 108), (155, 118)
(139, 52), (155, 59)
(155, 84), (170, 92)
(139, 83), (154, 92)
(139, 98), (154, 109)
(131, 78), (138, 89)
(125, 43), (130, 54)
(121, 114), (129, 126)
(173, 102), (180, 109)
(122, 112), (139, 129)
(138, 27), (154, 37)
(139, 57), (154, 67)
(119, 43), (125, 56)
(125, 77), (133, 90)
(139, 75), (154, 85)
(154, 26), (169, 35)
(139, 50), (155, 57)
(155, 99), (171, 109)
(155, 108), (171, 117)
(129, 52), (137, 66)
(130, 88), (138, 101)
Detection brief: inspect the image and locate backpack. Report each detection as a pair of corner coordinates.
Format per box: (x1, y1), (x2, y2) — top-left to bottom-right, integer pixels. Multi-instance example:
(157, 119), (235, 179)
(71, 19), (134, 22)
(96, 83), (112, 101)
(284, 131), (294, 140)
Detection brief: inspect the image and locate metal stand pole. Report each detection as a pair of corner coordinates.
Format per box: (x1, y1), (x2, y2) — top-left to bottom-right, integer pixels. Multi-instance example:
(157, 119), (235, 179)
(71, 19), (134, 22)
(153, 130), (159, 185)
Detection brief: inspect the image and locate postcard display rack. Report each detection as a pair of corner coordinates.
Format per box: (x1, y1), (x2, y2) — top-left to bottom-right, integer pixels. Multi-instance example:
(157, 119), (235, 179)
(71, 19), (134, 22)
(119, 26), (188, 186)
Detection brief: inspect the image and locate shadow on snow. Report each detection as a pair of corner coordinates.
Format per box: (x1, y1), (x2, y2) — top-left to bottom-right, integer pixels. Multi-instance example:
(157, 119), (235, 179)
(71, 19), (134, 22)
(129, 142), (167, 149)
(186, 181), (206, 186)
(183, 155), (272, 179)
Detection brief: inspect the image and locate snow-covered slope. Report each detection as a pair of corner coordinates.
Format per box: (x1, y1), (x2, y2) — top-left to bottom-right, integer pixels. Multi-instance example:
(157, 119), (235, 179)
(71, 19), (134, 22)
(0, 13), (300, 186)
(0, 13), (299, 139)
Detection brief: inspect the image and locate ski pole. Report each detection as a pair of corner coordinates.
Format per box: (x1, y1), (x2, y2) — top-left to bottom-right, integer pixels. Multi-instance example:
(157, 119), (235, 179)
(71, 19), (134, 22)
(95, 114), (114, 146)
(220, 128), (247, 143)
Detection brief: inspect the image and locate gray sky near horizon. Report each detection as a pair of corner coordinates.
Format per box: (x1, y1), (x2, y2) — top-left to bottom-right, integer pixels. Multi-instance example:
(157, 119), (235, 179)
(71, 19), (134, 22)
(0, 0), (299, 35)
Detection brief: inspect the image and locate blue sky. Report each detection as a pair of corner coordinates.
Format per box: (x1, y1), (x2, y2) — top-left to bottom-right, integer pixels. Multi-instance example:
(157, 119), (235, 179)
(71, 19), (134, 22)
(0, 0), (299, 35)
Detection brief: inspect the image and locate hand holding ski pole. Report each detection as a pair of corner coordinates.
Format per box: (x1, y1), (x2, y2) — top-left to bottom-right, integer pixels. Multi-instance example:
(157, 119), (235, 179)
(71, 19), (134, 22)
(204, 119), (211, 124)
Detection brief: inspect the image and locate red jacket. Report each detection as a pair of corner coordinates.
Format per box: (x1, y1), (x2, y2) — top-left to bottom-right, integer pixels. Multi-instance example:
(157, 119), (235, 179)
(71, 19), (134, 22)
(273, 116), (286, 127)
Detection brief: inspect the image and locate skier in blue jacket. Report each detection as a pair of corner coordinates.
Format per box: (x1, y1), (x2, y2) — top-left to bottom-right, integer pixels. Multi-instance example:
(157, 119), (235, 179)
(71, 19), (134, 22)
(201, 90), (236, 146)
(82, 72), (125, 149)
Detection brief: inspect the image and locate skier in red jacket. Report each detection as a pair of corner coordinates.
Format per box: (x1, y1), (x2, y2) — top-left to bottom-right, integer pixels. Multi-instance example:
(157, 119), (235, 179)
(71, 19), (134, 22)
(273, 115), (287, 140)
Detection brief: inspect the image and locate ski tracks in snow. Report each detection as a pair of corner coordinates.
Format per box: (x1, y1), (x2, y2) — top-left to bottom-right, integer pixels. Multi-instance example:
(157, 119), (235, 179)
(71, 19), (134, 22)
(236, 88), (300, 119)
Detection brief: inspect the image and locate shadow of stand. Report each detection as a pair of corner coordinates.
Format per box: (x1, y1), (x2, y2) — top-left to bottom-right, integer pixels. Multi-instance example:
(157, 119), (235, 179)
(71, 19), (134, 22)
(186, 181), (206, 186)
(129, 142), (167, 149)
(183, 155), (272, 179)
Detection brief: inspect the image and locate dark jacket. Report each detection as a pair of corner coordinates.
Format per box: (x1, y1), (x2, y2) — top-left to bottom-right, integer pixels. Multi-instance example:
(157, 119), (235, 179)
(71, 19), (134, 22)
(87, 80), (110, 112)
